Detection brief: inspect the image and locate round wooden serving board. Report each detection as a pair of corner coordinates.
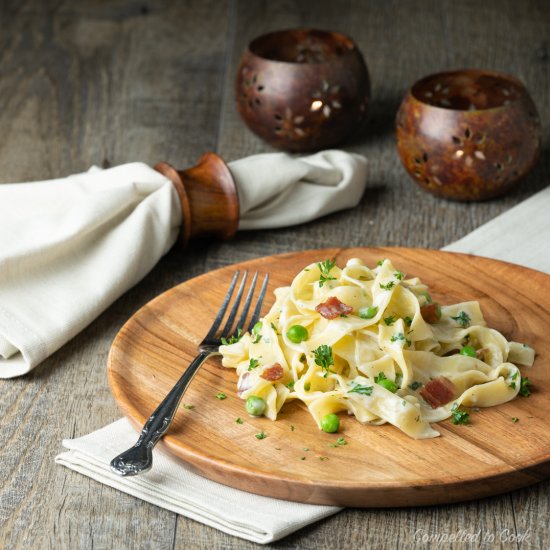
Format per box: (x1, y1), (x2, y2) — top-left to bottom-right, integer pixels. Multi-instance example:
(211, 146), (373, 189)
(108, 248), (550, 507)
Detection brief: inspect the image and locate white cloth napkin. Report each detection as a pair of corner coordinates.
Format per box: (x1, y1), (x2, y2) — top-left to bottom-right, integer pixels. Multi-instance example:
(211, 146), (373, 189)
(0, 150), (367, 378)
(232, 150), (367, 230)
(55, 418), (340, 544)
(55, 183), (550, 544)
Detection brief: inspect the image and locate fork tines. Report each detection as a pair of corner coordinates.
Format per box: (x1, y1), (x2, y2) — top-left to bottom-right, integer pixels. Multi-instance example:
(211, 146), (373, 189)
(206, 271), (269, 344)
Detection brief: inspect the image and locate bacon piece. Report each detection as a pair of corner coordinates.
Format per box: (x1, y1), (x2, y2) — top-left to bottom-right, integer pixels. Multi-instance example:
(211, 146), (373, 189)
(237, 371), (253, 396)
(261, 363), (284, 381)
(420, 302), (441, 324)
(315, 296), (353, 320)
(420, 376), (455, 408)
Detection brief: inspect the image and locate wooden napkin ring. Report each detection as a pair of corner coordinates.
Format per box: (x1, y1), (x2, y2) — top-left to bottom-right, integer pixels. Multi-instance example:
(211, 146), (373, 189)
(155, 153), (240, 247)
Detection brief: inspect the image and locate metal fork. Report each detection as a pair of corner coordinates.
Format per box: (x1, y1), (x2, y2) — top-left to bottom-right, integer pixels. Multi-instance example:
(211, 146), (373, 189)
(110, 270), (269, 476)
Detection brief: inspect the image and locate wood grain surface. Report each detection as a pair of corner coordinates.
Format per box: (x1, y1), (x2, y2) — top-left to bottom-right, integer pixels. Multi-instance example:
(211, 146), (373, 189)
(0, 0), (549, 548)
(108, 248), (550, 506)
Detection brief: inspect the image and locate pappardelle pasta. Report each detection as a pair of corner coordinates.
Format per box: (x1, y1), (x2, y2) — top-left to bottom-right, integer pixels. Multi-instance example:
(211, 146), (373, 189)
(219, 258), (535, 439)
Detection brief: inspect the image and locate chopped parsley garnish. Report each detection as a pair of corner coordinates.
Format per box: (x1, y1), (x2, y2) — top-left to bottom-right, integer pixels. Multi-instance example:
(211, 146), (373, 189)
(328, 437), (348, 448)
(215, 392), (227, 400)
(304, 382), (311, 391)
(300, 456), (306, 460)
(319, 456), (329, 461)
(303, 447), (309, 451)
(248, 357), (259, 371)
(451, 311), (471, 328)
(404, 316), (413, 326)
(255, 431), (267, 439)
(317, 259), (337, 287)
(348, 382), (373, 396)
(235, 417), (244, 424)
(313, 345), (335, 378)
(419, 291), (432, 304)
(394, 271), (405, 280)
(182, 403), (195, 410)
(512, 417), (519, 423)
(451, 410), (470, 425)
(290, 425), (295, 431)
(270, 322), (279, 334)
(408, 381), (423, 391)
(220, 328), (243, 345)
(286, 380), (295, 389)
(376, 259), (386, 266)
(390, 332), (411, 346)
(379, 281), (395, 291)
(384, 315), (396, 326)
(359, 305), (378, 319)
(519, 377), (532, 397)
(450, 403), (470, 425)
(252, 321), (263, 343)
(460, 345), (476, 358)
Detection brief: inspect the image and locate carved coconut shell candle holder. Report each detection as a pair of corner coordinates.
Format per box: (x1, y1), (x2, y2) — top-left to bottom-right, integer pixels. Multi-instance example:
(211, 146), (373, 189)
(236, 28), (370, 152)
(396, 69), (541, 201)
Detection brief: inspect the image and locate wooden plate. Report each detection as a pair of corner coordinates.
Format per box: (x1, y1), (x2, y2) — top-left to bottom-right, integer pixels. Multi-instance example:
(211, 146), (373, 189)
(108, 247), (550, 506)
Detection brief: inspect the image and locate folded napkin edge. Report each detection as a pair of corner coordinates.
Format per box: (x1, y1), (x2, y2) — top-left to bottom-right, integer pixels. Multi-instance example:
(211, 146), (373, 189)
(55, 450), (278, 544)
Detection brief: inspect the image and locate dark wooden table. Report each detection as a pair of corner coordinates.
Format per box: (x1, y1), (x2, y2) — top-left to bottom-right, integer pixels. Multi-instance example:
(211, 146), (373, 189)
(1, 1), (548, 548)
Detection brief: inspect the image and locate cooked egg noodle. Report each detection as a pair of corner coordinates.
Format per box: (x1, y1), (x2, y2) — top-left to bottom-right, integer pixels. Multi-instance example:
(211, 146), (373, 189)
(220, 258), (534, 438)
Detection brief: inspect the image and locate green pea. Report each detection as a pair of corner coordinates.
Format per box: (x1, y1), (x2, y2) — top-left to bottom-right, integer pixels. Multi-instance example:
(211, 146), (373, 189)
(245, 395), (266, 417)
(376, 378), (398, 393)
(252, 321), (263, 335)
(320, 413), (340, 433)
(460, 345), (476, 357)
(286, 324), (309, 343)
(358, 305), (378, 319)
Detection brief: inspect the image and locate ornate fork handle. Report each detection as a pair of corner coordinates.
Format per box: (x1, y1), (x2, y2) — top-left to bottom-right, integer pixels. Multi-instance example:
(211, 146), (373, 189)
(110, 351), (212, 476)
(110, 271), (268, 476)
